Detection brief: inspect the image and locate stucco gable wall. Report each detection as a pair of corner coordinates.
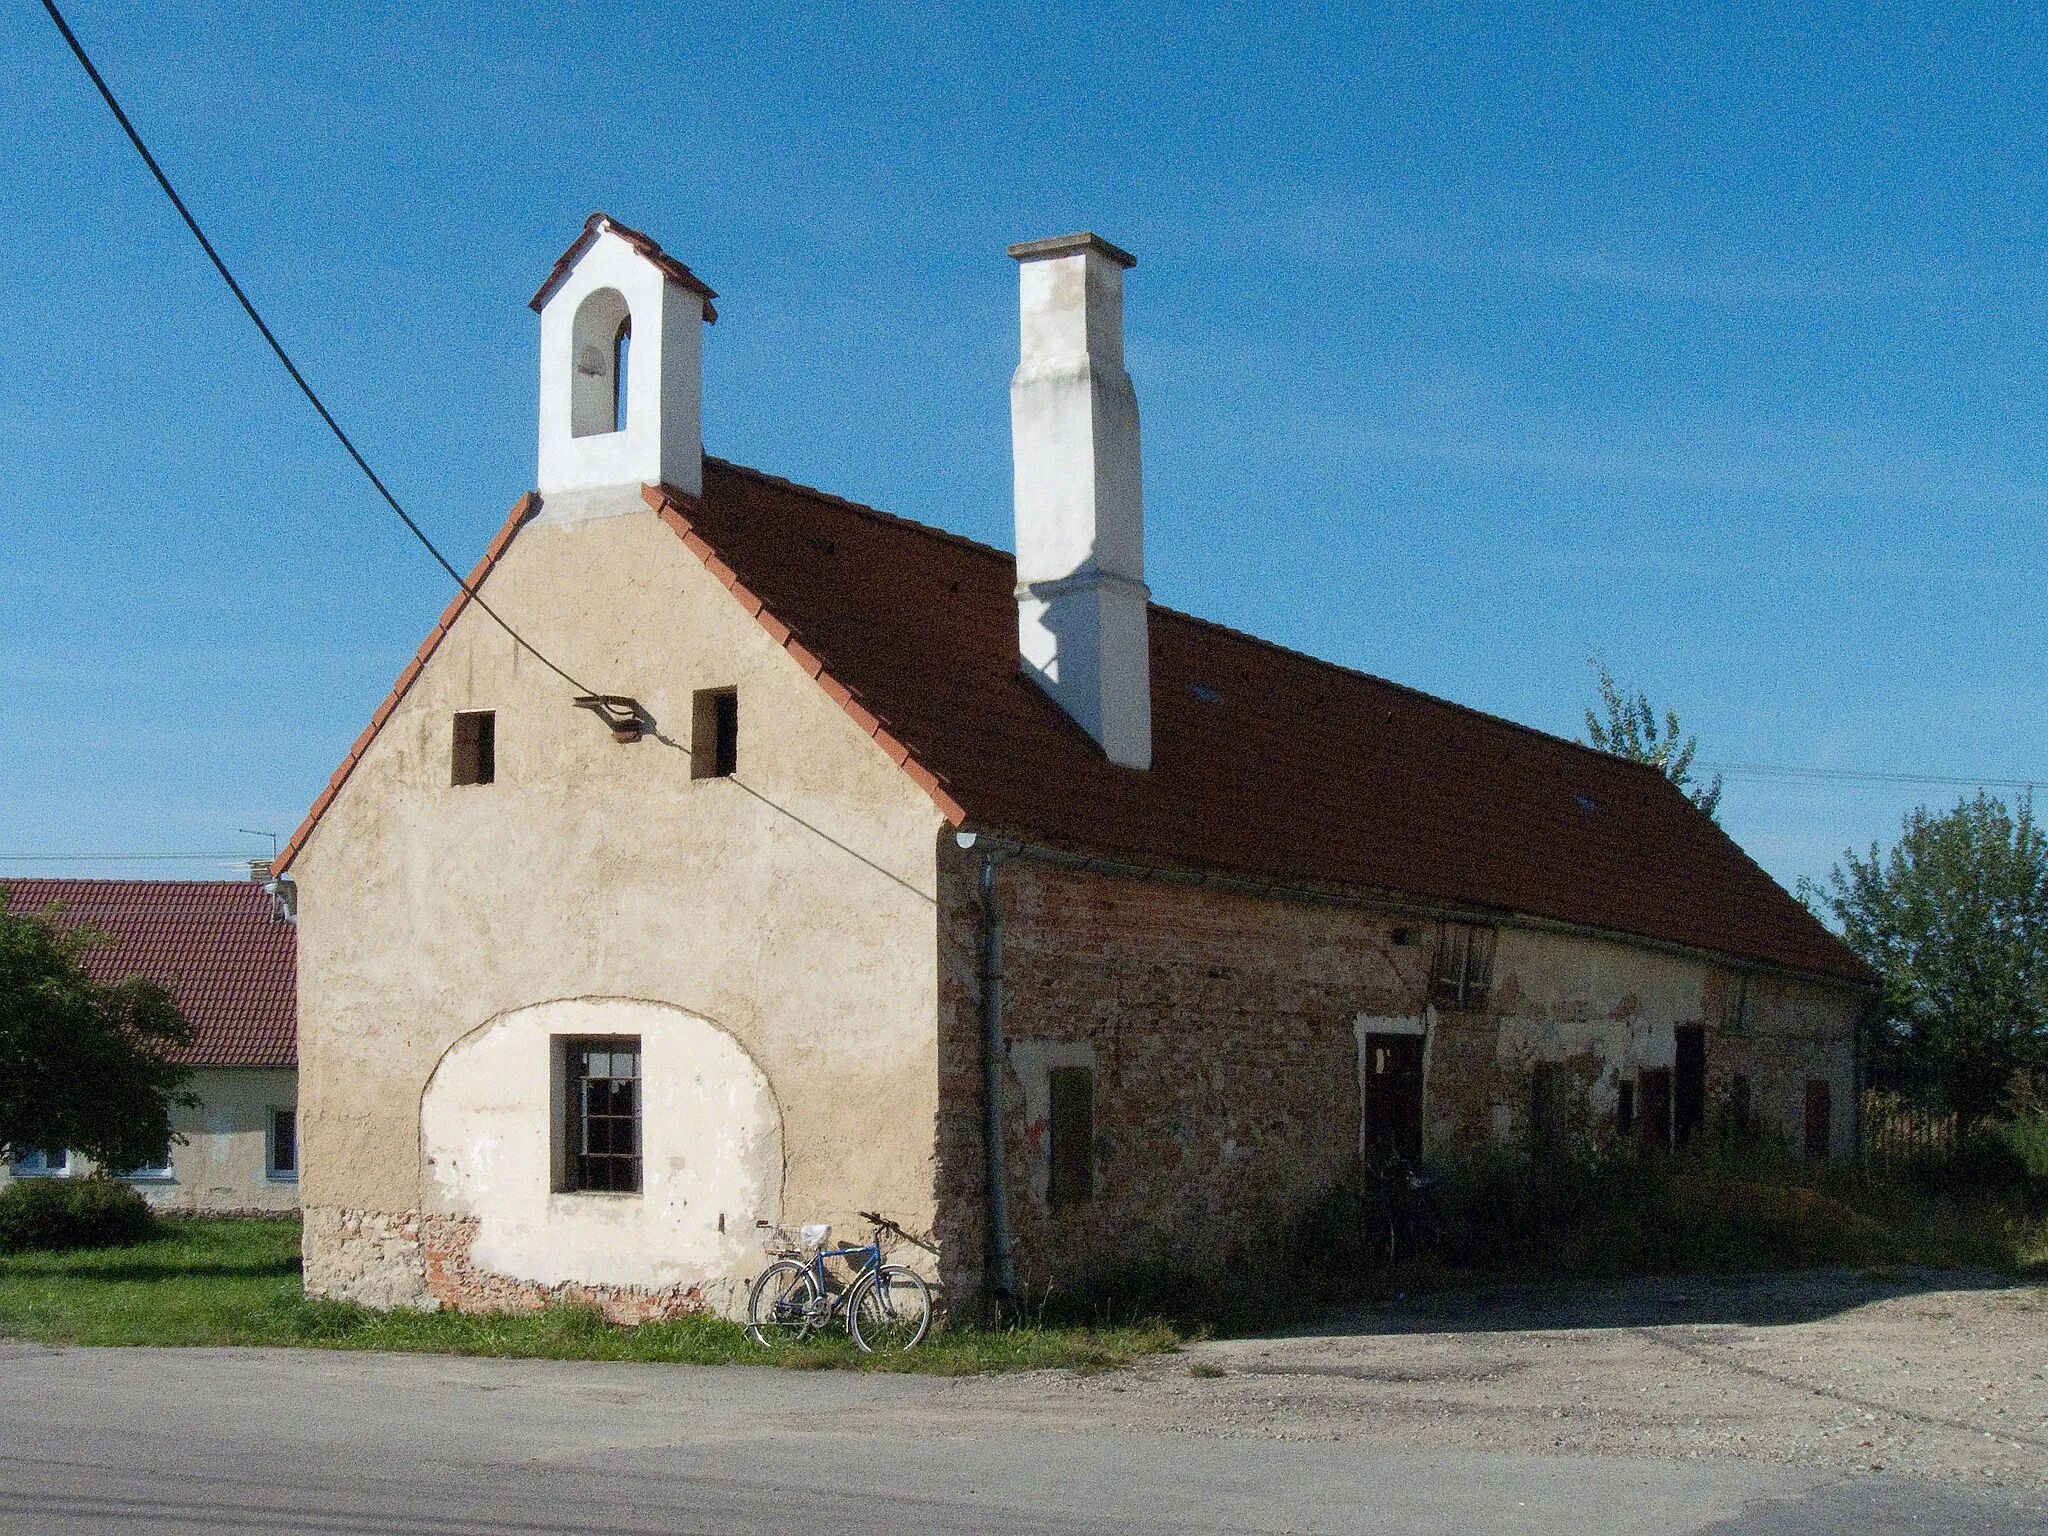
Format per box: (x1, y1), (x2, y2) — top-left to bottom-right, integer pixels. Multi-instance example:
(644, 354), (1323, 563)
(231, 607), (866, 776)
(293, 504), (946, 1310)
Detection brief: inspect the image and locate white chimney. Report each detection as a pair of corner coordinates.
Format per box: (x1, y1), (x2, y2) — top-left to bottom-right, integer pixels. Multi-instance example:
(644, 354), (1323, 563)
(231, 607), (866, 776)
(1008, 232), (1151, 770)
(530, 214), (716, 516)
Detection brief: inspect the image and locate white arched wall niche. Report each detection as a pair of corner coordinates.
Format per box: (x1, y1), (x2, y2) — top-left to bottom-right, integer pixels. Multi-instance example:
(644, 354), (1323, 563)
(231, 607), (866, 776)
(420, 997), (783, 1296)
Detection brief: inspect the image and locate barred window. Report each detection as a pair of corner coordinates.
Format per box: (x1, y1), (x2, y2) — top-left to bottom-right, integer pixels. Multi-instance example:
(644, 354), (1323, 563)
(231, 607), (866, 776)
(1048, 1065), (1095, 1208)
(566, 1039), (641, 1193)
(1429, 922), (1498, 1010)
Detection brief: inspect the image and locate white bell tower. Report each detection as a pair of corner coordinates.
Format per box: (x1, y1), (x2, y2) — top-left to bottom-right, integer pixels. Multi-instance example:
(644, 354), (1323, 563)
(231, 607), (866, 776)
(529, 214), (717, 515)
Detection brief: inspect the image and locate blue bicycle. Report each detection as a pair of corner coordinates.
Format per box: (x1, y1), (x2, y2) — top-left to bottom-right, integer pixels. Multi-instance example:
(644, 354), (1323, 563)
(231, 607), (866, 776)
(746, 1210), (934, 1352)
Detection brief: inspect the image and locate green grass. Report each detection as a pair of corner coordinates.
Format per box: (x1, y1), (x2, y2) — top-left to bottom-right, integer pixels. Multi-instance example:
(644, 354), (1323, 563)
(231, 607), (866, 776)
(0, 1218), (1179, 1374)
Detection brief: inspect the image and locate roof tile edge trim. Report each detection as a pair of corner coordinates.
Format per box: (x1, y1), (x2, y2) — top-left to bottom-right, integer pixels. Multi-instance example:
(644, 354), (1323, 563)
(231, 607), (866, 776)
(641, 482), (970, 827)
(272, 492), (537, 876)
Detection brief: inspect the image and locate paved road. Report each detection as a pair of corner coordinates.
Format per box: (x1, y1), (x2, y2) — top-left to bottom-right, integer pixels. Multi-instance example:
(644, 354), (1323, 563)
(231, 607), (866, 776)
(0, 1344), (2039, 1534)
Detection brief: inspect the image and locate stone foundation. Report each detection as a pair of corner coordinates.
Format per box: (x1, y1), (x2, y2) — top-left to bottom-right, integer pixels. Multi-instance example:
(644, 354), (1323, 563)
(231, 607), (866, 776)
(303, 1206), (722, 1322)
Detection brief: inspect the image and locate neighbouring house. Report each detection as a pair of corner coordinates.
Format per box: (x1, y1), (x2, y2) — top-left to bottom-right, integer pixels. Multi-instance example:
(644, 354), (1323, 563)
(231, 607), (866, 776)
(279, 215), (1872, 1320)
(1, 876), (298, 1212)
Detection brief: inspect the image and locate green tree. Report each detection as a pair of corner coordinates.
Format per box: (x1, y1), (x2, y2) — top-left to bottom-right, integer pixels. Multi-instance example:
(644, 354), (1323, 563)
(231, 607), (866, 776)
(1582, 659), (1723, 819)
(1809, 792), (2048, 1121)
(0, 892), (195, 1170)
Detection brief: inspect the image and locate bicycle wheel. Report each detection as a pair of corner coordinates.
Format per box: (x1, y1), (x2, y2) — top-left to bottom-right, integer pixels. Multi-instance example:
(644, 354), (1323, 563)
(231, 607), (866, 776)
(847, 1264), (932, 1353)
(746, 1260), (821, 1347)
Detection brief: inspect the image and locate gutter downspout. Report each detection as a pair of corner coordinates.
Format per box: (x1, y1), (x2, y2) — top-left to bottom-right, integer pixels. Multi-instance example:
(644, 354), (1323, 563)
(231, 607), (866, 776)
(977, 847), (1017, 1313)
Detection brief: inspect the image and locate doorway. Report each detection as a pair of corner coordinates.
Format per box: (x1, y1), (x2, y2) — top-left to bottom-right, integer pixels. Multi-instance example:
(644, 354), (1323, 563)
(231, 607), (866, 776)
(1363, 1033), (1425, 1165)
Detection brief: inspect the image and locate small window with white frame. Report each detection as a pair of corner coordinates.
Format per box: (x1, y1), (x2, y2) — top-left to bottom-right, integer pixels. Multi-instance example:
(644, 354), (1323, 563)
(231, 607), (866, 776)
(267, 1108), (298, 1181)
(125, 1145), (174, 1181)
(11, 1148), (70, 1177)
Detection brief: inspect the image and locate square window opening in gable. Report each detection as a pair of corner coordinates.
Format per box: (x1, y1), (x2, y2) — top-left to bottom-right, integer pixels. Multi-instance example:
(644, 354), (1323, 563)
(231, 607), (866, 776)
(558, 1037), (642, 1194)
(1048, 1065), (1095, 1209)
(692, 688), (738, 780)
(1429, 922), (1498, 1011)
(452, 710), (496, 786)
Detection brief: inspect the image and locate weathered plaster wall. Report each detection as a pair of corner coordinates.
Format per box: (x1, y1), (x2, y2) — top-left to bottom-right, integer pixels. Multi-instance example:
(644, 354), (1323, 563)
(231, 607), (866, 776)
(1434, 930), (1859, 1160)
(934, 852), (1863, 1302)
(293, 503), (946, 1316)
(0, 1067), (298, 1214)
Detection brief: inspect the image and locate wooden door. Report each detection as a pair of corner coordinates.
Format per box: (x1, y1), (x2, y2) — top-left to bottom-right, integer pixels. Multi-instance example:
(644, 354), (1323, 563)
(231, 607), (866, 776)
(1363, 1033), (1425, 1165)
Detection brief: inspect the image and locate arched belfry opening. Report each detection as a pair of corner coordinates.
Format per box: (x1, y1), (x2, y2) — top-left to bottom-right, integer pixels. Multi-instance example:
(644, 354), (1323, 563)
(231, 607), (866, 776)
(533, 213), (717, 501)
(570, 287), (632, 439)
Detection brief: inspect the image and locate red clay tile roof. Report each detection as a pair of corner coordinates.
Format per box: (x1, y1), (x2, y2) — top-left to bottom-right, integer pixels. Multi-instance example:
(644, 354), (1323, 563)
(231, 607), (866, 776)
(272, 456), (1868, 989)
(0, 880), (297, 1067)
(530, 213), (719, 321)
(655, 463), (1871, 987)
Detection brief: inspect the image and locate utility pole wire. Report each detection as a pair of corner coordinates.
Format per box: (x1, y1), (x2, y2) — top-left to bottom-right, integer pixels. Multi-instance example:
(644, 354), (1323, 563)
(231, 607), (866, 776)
(38, 0), (598, 699)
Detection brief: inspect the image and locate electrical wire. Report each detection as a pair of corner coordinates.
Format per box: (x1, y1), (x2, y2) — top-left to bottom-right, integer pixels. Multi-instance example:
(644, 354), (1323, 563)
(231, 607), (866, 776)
(1703, 764), (2044, 792)
(38, 0), (599, 699)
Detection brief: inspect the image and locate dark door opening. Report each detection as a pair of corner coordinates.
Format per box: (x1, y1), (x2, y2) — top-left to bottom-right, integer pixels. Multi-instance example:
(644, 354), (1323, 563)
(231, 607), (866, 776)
(1674, 1025), (1706, 1147)
(1804, 1079), (1833, 1161)
(1363, 1033), (1425, 1165)
(1639, 1067), (1673, 1150)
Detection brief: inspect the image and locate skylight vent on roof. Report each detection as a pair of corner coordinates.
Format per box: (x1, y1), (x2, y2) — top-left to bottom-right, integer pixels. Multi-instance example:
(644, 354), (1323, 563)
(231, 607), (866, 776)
(1190, 683), (1221, 705)
(1574, 794), (1599, 813)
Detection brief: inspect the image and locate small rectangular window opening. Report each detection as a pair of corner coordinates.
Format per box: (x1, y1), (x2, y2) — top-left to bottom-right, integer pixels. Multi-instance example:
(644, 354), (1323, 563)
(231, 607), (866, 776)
(565, 1038), (642, 1193)
(125, 1144), (173, 1180)
(1048, 1065), (1095, 1208)
(268, 1109), (298, 1180)
(1429, 922), (1498, 1010)
(13, 1149), (69, 1177)
(1530, 1062), (1566, 1159)
(692, 688), (738, 779)
(1616, 1079), (1637, 1136)
(453, 710), (496, 786)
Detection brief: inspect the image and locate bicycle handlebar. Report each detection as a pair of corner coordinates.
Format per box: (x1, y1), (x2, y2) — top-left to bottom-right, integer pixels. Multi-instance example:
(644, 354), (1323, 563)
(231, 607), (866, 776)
(859, 1211), (938, 1254)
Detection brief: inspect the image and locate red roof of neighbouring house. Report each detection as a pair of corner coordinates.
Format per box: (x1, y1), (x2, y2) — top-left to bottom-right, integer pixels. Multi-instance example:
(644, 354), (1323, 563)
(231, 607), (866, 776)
(0, 880), (296, 1067)
(274, 460), (1870, 988)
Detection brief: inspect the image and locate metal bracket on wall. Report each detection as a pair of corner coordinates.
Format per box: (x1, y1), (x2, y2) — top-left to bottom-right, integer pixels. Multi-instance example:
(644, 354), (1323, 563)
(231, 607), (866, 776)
(573, 694), (650, 743)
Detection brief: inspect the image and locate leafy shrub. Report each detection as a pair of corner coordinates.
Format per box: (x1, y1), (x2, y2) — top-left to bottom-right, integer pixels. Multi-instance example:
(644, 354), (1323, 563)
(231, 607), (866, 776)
(1984, 1115), (2048, 1186)
(0, 1175), (156, 1252)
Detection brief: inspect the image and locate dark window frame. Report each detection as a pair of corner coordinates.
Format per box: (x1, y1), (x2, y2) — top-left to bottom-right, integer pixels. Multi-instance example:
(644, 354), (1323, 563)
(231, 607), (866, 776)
(563, 1037), (642, 1194)
(452, 710), (496, 786)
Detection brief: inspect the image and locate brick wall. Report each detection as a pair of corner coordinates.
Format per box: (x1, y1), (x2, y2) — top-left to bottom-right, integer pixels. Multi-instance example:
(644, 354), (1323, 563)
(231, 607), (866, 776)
(936, 850), (1427, 1302)
(934, 847), (1865, 1306)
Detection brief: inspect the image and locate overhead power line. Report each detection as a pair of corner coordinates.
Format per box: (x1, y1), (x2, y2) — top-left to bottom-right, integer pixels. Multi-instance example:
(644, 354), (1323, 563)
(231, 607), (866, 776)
(38, 0), (597, 699)
(1704, 764), (2044, 792)
(0, 853), (266, 862)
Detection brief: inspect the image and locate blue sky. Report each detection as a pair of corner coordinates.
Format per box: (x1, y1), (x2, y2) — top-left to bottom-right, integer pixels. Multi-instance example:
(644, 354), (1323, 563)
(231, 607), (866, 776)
(3, 2), (2044, 896)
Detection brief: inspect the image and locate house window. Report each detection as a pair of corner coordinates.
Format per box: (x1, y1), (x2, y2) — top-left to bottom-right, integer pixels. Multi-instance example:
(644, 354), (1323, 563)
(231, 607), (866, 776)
(1674, 1025), (1706, 1147)
(125, 1146), (174, 1181)
(1429, 922), (1498, 1010)
(1047, 1065), (1094, 1208)
(267, 1109), (298, 1181)
(692, 689), (738, 779)
(452, 710), (496, 786)
(565, 1039), (641, 1193)
(12, 1149), (69, 1177)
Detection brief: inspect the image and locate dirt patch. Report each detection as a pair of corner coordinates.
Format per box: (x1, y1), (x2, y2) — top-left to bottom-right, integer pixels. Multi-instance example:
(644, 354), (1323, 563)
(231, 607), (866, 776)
(958, 1269), (2048, 1493)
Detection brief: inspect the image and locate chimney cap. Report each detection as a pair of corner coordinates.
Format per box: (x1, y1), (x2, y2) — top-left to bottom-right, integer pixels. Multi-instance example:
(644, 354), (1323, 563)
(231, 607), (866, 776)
(1006, 232), (1136, 269)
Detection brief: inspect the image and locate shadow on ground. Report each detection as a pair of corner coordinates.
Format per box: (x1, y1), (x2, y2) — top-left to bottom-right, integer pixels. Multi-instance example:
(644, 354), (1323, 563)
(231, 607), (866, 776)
(1275, 1267), (2024, 1337)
